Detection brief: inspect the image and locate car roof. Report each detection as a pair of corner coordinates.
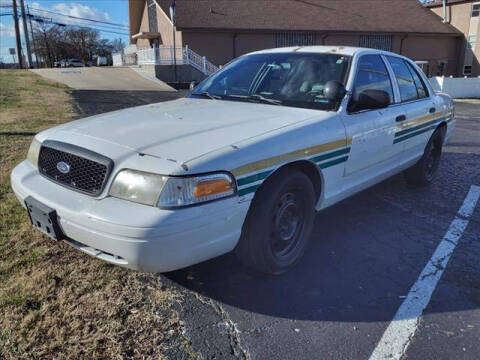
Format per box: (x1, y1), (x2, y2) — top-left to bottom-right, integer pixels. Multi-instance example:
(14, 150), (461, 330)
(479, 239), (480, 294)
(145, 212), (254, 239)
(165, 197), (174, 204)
(247, 46), (402, 58)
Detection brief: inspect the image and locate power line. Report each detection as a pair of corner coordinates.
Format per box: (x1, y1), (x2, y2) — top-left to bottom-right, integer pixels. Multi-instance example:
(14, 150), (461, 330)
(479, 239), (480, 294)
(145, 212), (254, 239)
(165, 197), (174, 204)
(28, 6), (128, 28)
(29, 14), (129, 36)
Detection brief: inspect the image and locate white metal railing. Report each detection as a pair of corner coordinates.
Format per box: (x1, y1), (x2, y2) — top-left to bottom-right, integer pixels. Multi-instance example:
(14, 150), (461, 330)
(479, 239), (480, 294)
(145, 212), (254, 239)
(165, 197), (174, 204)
(136, 45), (219, 76)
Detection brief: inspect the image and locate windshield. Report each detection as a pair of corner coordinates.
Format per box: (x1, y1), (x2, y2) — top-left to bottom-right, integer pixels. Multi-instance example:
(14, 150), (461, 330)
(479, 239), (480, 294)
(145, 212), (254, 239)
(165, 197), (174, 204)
(189, 52), (350, 111)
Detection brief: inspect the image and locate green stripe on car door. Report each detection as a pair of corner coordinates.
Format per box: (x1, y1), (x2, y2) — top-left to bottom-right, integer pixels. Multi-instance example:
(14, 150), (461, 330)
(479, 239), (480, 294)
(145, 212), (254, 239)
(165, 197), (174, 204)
(393, 125), (437, 144)
(395, 117), (443, 138)
(318, 155), (349, 169)
(311, 147), (350, 163)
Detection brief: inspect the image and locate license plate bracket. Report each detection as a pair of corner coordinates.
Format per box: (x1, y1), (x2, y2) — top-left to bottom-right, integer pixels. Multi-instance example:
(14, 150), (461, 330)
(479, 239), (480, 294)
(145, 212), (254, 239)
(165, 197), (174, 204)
(25, 196), (64, 241)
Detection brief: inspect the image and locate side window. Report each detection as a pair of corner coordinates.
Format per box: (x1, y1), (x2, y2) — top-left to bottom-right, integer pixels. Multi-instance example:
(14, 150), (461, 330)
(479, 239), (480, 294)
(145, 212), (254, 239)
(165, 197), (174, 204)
(386, 56), (418, 102)
(406, 62), (429, 99)
(349, 54), (393, 112)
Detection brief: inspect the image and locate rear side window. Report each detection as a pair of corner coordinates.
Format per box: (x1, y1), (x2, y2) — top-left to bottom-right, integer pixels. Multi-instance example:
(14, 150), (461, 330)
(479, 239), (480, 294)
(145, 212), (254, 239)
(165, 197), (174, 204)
(351, 55), (394, 105)
(386, 57), (418, 102)
(406, 62), (429, 99)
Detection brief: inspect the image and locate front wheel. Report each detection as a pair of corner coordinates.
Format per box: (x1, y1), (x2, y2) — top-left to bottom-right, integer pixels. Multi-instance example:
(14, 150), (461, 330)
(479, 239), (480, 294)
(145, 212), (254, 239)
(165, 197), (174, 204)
(235, 169), (316, 275)
(404, 128), (443, 187)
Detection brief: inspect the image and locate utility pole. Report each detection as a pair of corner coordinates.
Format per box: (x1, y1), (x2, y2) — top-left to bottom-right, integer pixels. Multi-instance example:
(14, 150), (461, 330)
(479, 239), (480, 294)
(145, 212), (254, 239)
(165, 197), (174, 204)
(19, 0), (33, 67)
(27, 5), (39, 68)
(12, 0), (24, 68)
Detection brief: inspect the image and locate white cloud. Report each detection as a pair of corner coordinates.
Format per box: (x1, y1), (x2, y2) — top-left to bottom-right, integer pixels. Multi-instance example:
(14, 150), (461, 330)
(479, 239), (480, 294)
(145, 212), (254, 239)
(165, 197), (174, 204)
(0, 21), (24, 38)
(51, 3), (111, 22)
(0, 23), (15, 38)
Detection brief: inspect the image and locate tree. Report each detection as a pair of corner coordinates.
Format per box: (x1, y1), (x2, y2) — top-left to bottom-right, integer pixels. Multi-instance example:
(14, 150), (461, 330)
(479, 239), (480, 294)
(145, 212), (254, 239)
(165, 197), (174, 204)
(111, 38), (126, 53)
(31, 22), (120, 67)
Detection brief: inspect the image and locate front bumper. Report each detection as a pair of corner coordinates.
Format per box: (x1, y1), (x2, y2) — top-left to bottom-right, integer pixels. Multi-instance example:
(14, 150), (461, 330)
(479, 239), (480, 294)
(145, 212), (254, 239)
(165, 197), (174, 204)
(11, 160), (250, 272)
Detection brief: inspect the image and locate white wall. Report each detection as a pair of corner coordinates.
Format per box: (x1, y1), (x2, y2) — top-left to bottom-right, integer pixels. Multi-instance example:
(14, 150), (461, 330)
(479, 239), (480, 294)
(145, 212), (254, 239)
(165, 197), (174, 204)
(429, 76), (480, 98)
(112, 53), (123, 67)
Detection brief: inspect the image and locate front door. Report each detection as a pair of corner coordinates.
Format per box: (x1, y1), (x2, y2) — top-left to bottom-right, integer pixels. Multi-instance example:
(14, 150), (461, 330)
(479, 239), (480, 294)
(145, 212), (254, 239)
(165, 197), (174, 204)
(341, 54), (405, 176)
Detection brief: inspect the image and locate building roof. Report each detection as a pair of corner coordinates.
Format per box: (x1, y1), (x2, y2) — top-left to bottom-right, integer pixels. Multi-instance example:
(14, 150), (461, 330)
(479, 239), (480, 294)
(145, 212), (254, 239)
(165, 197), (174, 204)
(155, 0), (460, 35)
(423, 0), (472, 8)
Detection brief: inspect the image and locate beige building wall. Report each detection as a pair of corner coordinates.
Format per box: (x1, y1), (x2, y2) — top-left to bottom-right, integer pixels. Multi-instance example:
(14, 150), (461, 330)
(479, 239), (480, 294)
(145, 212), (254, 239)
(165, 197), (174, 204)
(128, 1), (462, 77)
(183, 31), (459, 75)
(235, 33), (276, 57)
(430, 1), (479, 76)
(323, 34), (361, 46)
(401, 35), (459, 76)
(182, 32), (235, 65)
(155, 4), (182, 46)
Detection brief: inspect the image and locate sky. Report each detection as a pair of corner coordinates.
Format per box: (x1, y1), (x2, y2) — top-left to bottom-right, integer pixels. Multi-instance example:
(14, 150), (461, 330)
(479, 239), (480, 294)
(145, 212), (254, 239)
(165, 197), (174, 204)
(0, 0), (130, 63)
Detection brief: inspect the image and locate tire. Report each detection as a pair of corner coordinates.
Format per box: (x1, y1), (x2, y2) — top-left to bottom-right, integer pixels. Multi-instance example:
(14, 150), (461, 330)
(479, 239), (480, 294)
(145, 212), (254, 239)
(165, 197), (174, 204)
(235, 169), (316, 275)
(404, 128), (443, 187)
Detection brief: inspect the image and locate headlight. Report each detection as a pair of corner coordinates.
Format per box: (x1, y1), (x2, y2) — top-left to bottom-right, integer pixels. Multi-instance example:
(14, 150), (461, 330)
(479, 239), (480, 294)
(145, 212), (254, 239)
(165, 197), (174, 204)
(109, 169), (167, 206)
(27, 137), (42, 167)
(109, 170), (236, 208)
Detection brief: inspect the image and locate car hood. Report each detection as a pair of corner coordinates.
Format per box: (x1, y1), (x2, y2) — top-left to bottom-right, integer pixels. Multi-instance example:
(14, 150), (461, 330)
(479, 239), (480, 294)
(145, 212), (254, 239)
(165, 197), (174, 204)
(54, 98), (324, 164)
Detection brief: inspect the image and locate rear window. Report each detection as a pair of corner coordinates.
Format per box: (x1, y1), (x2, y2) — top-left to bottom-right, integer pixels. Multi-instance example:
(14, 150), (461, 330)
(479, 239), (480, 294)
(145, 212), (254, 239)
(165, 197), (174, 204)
(386, 57), (418, 102)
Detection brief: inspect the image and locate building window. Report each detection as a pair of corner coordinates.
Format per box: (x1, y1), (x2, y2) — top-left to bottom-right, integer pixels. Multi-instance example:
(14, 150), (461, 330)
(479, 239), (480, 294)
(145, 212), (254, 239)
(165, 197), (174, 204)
(468, 35), (477, 50)
(359, 35), (393, 51)
(275, 32), (315, 47)
(147, 0), (158, 34)
(463, 66), (472, 75)
(472, 3), (480, 17)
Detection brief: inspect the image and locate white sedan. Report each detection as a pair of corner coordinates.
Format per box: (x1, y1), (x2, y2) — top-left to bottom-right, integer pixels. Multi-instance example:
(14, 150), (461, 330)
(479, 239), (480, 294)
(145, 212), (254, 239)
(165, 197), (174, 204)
(11, 46), (454, 274)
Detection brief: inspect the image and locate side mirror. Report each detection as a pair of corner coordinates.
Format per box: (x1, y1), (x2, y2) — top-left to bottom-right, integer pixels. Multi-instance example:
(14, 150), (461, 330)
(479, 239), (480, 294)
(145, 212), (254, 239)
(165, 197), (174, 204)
(324, 80), (347, 102)
(350, 89), (390, 112)
(189, 81), (198, 91)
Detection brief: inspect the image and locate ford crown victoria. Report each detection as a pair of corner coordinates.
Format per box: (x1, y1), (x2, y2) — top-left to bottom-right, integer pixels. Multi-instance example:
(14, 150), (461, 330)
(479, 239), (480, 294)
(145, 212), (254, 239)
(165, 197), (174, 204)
(11, 46), (454, 274)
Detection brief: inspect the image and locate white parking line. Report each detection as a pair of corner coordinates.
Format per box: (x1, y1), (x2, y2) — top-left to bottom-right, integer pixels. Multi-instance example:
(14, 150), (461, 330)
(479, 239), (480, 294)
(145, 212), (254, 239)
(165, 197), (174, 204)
(369, 185), (480, 360)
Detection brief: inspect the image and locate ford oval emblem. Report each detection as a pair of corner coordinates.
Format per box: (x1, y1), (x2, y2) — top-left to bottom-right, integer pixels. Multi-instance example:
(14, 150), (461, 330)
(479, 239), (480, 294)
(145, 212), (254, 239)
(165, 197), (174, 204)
(57, 161), (71, 174)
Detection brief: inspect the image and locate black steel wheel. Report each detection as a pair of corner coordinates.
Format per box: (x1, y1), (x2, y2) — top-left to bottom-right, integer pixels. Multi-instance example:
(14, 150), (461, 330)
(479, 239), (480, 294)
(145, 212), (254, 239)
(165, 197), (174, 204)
(404, 128), (444, 187)
(235, 168), (316, 275)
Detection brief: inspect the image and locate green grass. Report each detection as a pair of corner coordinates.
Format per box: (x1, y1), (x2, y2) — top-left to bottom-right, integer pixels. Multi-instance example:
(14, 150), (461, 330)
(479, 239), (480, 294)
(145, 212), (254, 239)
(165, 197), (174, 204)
(0, 70), (192, 360)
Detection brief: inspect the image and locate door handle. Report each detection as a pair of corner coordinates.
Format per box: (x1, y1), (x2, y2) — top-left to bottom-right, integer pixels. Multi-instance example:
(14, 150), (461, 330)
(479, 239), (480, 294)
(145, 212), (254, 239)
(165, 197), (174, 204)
(396, 115), (407, 122)
(429, 107), (436, 114)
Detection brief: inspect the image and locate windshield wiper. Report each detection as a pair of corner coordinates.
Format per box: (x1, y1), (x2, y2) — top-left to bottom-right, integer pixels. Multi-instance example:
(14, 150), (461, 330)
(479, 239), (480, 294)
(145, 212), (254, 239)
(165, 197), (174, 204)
(226, 94), (283, 106)
(194, 91), (222, 100)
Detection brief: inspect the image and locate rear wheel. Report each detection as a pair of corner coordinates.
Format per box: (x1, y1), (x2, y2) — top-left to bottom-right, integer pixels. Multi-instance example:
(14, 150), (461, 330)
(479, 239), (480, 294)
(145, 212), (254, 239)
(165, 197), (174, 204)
(404, 129), (443, 187)
(235, 169), (316, 275)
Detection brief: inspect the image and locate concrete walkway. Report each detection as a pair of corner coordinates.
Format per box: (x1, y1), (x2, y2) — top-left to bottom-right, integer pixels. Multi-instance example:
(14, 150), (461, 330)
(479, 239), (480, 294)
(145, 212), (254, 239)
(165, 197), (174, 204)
(30, 67), (175, 91)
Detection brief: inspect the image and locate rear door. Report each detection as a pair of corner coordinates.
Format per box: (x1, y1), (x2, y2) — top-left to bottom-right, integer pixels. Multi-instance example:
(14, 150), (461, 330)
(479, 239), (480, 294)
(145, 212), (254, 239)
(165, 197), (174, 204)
(385, 57), (437, 158)
(342, 54), (405, 176)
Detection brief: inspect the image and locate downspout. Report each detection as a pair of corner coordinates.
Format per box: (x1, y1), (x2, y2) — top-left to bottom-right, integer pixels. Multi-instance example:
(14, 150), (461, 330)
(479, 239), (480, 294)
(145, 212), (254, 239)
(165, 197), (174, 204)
(442, 0), (447, 23)
(233, 33), (237, 59)
(399, 34), (408, 55)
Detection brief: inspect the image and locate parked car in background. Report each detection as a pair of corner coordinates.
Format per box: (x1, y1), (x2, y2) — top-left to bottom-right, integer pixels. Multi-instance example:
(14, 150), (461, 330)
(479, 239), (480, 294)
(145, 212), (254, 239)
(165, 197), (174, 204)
(11, 46), (454, 275)
(64, 58), (83, 67)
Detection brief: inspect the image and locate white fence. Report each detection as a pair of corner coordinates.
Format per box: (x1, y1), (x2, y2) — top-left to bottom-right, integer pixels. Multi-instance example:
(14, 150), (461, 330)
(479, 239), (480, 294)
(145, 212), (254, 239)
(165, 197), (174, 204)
(429, 76), (480, 99)
(136, 45), (219, 76)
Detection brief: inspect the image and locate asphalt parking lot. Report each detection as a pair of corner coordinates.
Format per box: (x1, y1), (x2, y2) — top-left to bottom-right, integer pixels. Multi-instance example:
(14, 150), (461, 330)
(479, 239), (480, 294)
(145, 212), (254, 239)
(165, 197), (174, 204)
(161, 100), (480, 360)
(69, 93), (479, 359)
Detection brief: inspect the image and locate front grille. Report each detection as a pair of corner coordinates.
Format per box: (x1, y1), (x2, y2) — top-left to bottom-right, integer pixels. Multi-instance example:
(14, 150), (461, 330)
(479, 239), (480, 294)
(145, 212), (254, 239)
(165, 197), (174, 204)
(38, 140), (113, 196)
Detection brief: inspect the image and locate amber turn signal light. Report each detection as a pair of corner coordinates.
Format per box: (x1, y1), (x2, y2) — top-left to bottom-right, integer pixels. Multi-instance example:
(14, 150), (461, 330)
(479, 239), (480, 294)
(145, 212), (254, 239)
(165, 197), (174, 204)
(194, 178), (232, 198)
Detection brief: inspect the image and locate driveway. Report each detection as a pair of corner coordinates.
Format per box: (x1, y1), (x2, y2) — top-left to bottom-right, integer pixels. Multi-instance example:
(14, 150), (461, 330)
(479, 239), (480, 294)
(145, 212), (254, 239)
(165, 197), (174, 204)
(30, 67), (174, 91)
